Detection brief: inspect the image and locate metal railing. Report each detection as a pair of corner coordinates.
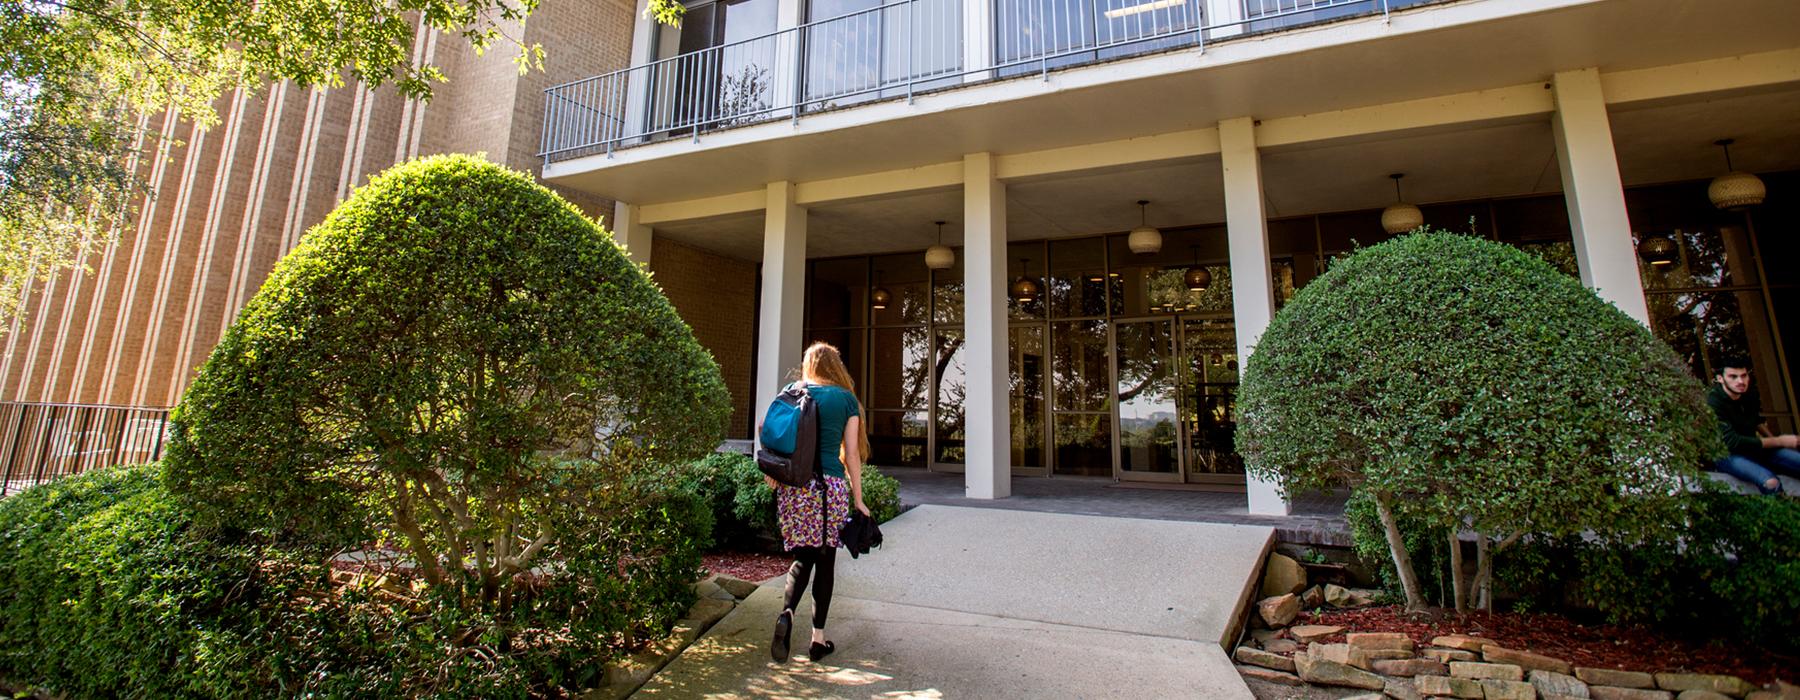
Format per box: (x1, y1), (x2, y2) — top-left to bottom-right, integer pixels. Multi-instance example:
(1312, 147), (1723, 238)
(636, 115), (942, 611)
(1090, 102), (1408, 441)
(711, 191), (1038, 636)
(0, 402), (170, 496)
(541, 0), (1436, 161)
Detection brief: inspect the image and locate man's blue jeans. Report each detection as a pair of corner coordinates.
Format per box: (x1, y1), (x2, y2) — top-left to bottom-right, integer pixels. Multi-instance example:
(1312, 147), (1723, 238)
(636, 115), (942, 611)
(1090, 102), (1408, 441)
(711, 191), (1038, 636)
(1713, 448), (1800, 495)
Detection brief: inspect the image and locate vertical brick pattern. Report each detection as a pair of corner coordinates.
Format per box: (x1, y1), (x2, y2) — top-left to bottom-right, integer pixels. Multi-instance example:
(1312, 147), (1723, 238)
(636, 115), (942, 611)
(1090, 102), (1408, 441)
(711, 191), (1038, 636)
(652, 238), (758, 439)
(0, 6), (643, 409)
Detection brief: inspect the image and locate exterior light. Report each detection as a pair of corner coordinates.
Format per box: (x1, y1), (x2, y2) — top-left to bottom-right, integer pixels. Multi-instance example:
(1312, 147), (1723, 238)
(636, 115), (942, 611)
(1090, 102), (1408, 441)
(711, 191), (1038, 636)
(1708, 139), (1765, 211)
(924, 220), (955, 270)
(1128, 200), (1162, 254)
(1381, 173), (1424, 234)
(1637, 231), (1680, 267)
(1184, 245), (1210, 292)
(1010, 257), (1041, 304)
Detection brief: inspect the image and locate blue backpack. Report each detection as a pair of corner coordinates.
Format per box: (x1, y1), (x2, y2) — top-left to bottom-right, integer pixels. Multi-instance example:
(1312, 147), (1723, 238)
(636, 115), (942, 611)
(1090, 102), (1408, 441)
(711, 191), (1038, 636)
(756, 383), (820, 488)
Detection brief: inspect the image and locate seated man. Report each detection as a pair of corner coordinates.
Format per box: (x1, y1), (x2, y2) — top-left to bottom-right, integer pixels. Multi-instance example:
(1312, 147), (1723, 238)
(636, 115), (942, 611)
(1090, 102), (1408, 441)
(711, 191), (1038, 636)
(1706, 355), (1800, 495)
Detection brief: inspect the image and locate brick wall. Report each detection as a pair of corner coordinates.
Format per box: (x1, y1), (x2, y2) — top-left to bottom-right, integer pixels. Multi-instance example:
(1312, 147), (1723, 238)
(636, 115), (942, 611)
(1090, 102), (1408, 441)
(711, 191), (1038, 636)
(651, 237), (758, 439)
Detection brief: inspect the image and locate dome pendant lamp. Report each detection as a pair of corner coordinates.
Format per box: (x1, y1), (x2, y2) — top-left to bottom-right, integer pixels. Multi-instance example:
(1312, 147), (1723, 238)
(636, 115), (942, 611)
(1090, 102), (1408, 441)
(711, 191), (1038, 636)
(1128, 200), (1163, 255)
(1184, 245), (1211, 293)
(1010, 257), (1041, 304)
(1381, 173), (1424, 234)
(871, 271), (891, 310)
(924, 220), (955, 270)
(1708, 138), (1765, 211)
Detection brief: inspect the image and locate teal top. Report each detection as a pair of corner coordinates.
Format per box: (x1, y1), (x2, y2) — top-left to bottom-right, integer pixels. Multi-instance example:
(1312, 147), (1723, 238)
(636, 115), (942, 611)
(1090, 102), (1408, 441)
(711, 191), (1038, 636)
(795, 382), (859, 479)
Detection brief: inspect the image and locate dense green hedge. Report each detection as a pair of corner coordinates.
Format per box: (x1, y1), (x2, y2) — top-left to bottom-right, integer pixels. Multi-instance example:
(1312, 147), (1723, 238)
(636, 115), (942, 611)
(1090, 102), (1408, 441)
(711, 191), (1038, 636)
(676, 452), (903, 549)
(0, 465), (709, 698)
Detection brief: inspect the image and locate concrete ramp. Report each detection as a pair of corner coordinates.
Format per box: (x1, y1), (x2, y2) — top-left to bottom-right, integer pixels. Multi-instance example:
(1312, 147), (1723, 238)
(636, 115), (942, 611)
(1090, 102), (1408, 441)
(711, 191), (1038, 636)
(635, 504), (1273, 699)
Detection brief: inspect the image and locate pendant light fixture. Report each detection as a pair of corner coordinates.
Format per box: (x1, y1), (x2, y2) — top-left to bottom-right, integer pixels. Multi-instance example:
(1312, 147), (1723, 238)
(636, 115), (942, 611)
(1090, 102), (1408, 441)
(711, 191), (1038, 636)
(1636, 230), (1680, 267)
(1010, 257), (1041, 304)
(1184, 245), (1211, 293)
(1381, 173), (1424, 234)
(1128, 200), (1163, 255)
(1708, 139), (1765, 211)
(871, 271), (891, 310)
(924, 220), (955, 270)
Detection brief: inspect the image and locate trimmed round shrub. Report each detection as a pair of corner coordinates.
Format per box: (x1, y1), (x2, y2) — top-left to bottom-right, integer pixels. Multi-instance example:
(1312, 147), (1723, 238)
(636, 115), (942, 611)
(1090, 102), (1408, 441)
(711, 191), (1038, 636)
(1239, 230), (1716, 609)
(164, 154), (731, 609)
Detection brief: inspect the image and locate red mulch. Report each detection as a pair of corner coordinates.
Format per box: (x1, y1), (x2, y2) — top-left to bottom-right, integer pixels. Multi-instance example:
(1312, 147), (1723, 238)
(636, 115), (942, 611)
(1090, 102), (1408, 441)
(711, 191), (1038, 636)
(1297, 605), (1800, 687)
(702, 550), (790, 583)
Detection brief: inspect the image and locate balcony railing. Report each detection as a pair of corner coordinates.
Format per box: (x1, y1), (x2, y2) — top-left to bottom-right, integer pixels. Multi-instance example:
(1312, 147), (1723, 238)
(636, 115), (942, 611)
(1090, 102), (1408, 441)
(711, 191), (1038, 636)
(0, 402), (170, 496)
(541, 0), (1430, 162)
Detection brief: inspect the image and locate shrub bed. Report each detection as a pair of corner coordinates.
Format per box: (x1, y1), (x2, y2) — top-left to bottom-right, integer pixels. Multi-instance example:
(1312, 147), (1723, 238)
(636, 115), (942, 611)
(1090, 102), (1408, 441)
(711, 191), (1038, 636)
(0, 465), (709, 698)
(677, 452), (903, 550)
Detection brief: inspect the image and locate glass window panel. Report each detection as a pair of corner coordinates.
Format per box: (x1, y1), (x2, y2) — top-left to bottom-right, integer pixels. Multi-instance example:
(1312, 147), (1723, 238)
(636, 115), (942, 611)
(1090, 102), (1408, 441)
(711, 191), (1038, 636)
(1115, 320), (1178, 474)
(805, 0), (881, 104)
(1010, 325), (1048, 469)
(1492, 195), (1571, 244)
(934, 327), (965, 464)
(1181, 318), (1243, 476)
(1516, 240), (1580, 279)
(1053, 413), (1112, 477)
(808, 257), (868, 328)
(869, 326), (930, 410)
(1319, 210), (1390, 256)
(1107, 228), (1231, 316)
(1049, 238), (1108, 318)
(868, 409), (927, 467)
(872, 253), (930, 325)
(932, 254), (964, 324)
(1008, 242), (1046, 320)
(1419, 201), (1491, 237)
(1636, 228), (1746, 291)
(1052, 319), (1110, 411)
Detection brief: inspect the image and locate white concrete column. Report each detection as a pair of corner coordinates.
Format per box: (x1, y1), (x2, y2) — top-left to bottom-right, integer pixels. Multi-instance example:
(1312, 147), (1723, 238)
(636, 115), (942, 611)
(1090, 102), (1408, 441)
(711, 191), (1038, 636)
(1552, 67), (1651, 326)
(963, 153), (1011, 499)
(755, 182), (807, 444)
(1219, 116), (1289, 517)
(1204, 0), (1245, 39)
(610, 201), (654, 267)
(963, 0), (994, 83)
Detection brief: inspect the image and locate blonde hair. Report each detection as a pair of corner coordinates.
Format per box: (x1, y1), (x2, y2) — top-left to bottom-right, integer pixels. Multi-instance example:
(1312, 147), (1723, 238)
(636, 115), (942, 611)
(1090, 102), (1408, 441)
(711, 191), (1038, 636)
(800, 341), (871, 462)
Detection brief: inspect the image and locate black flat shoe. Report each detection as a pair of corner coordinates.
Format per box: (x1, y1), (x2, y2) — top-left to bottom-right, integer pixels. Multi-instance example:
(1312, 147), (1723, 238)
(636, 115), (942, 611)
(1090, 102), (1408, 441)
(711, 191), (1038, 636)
(771, 610), (793, 663)
(808, 641), (835, 662)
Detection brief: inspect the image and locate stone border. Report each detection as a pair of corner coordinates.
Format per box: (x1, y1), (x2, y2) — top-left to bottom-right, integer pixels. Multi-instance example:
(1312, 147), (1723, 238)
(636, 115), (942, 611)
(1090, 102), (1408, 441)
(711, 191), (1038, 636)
(583, 574), (757, 700)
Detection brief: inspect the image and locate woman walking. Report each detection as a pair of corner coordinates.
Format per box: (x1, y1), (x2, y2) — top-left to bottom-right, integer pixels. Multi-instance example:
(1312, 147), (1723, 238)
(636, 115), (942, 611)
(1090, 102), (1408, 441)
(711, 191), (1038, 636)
(768, 341), (872, 664)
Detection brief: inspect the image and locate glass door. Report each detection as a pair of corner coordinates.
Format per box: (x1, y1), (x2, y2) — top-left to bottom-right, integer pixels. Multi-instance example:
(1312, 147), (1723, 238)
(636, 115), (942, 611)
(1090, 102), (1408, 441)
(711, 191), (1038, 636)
(1179, 316), (1244, 483)
(1113, 318), (1181, 481)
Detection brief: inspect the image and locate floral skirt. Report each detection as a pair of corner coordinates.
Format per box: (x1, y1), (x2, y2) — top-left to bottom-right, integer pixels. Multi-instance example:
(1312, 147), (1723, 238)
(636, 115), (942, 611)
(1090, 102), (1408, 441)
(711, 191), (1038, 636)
(775, 475), (850, 550)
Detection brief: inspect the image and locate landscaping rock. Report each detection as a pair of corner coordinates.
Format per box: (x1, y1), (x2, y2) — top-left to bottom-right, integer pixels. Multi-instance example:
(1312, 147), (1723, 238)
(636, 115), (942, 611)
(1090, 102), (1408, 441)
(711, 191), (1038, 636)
(1349, 632), (1415, 653)
(1385, 677), (1424, 700)
(1482, 678), (1538, 700)
(1590, 687), (1674, 700)
(1576, 668), (1657, 690)
(1485, 646), (1574, 675)
(1371, 658), (1448, 677)
(1290, 624), (1343, 643)
(1416, 674), (1485, 699)
(1250, 628), (1283, 646)
(1343, 694), (1386, 700)
(1655, 674), (1755, 697)
(1309, 642), (1373, 671)
(1530, 670), (1591, 698)
(1451, 661), (1525, 682)
(1426, 648), (1480, 663)
(711, 574), (761, 600)
(1301, 585), (1325, 609)
(1324, 583), (1375, 607)
(1258, 593), (1301, 627)
(694, 576), (734, 602)
(682, 597), (735, 631)
(1431, 635), (1493, 652)
(1677, 691), (1734, 700)
(595, 622), (703, 700)
(1264, 638), (1301, 654)
(1238, 664), (1307, 687)
(1746, 683), (1800, 700)
(1262, 552), (1309, 597)
(1364, 648), (1415, 662)
(1295, 655), (1386, 690)
(1234, 646), (1296, 673)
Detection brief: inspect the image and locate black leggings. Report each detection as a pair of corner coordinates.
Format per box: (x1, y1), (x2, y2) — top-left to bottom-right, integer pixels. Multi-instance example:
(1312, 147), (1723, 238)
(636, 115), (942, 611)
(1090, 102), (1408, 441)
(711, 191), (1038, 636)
(782, 545), (837, 630)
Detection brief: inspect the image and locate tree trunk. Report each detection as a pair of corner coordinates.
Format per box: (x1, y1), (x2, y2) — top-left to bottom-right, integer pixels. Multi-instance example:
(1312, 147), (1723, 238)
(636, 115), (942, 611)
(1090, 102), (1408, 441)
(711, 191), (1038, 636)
(1374, 492), (1427, 610)
(1447, 526), (1466, 613)
(1475, 535), (1494, 612)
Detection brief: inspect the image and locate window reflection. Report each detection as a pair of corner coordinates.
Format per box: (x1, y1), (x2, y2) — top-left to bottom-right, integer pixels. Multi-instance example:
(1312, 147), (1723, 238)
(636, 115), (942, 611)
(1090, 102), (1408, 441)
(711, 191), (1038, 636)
(1010, 326), (1047, 468)
(934, 328), (965, 463)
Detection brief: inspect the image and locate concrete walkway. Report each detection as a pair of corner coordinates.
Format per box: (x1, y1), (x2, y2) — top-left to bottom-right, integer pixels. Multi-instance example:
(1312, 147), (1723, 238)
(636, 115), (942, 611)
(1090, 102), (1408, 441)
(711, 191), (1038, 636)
(635, 505), (1272, 699)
